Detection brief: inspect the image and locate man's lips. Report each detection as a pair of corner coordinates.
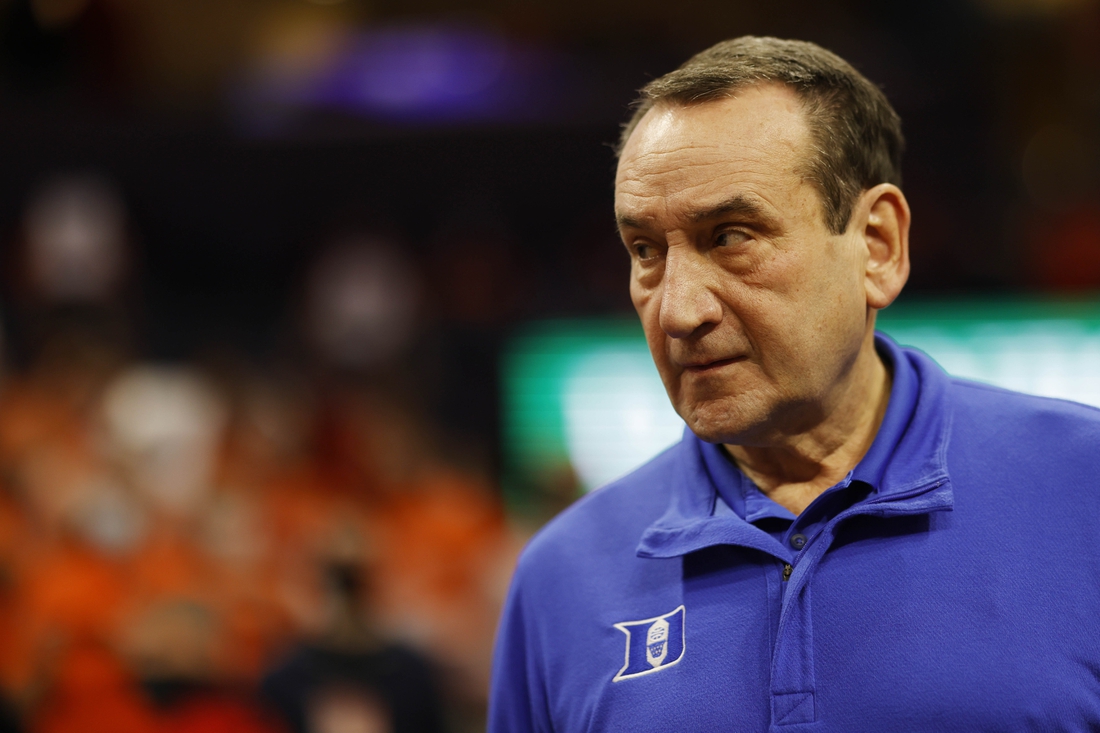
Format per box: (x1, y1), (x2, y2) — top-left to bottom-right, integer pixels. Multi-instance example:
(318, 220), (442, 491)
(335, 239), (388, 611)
(680, 356), (745, 373)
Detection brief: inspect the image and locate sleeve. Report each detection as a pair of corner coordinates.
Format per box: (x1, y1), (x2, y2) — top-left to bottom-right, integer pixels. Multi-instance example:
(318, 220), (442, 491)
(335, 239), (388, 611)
(487, 558), (554, 733)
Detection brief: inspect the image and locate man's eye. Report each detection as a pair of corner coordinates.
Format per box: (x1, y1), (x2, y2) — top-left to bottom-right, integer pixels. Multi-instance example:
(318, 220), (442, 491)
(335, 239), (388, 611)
(715, 230), (750, 248)
(633, 243), (657, 260)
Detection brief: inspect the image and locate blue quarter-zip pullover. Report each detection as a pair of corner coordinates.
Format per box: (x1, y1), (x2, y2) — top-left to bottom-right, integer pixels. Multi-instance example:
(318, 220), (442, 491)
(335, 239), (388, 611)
(489, 334), (1100, 732)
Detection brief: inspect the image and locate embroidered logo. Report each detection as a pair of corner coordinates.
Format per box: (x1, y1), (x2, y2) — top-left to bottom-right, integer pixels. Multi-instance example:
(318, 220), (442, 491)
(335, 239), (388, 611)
(612, 605), (685, 681)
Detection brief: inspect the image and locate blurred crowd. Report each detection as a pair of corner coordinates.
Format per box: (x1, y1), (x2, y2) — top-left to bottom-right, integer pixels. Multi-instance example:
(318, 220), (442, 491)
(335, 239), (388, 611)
(0, 174), (526, 733)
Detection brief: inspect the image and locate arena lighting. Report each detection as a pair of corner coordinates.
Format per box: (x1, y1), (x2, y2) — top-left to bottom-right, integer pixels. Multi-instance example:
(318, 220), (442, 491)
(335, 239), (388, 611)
(502, 298), (1100, 501)
(318, 25), (510, 116)
(236, 21), (571, 126)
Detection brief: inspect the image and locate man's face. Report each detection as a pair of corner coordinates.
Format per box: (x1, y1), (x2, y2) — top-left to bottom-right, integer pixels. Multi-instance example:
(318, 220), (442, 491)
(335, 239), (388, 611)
(615, 84), (873, 445)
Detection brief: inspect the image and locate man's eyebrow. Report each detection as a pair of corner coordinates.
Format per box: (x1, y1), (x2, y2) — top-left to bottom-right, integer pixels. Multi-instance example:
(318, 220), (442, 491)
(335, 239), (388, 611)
(615, 213), (645, 231)
(615, 195), (773, 232)
(687, 195), (769, 223)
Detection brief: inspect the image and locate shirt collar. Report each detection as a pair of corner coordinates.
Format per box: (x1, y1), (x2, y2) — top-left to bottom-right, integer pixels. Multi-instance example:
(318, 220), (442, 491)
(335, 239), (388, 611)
(637, 332), (954, 559)
(851, 334), (919, 489)
(699, 440), (796, 524)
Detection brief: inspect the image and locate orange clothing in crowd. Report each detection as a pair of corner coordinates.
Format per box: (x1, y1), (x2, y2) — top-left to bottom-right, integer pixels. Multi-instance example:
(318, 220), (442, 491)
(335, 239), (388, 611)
(0, 369), (519, 729)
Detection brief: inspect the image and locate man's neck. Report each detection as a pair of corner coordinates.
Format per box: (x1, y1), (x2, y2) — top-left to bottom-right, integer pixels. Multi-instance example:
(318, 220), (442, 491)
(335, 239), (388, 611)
(724, 339), (892, 516)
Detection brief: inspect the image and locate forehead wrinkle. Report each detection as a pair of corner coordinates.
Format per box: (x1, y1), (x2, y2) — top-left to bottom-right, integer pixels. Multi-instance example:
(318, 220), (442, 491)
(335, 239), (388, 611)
(615, 191), (675, 232)
(618, 137), (800, 200)
(616, 98), (813, 232)
(616, 156), (747, 218)
(620, 140), (730, 182)
(618, 172), (788, 234)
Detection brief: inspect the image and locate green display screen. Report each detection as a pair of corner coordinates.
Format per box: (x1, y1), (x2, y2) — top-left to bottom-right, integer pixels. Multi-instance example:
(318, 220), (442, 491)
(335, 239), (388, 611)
(501, 297), (1100, 519)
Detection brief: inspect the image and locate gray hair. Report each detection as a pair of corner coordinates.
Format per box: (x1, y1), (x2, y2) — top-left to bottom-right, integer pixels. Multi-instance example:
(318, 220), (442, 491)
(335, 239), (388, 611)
(617, 36), (904, 234)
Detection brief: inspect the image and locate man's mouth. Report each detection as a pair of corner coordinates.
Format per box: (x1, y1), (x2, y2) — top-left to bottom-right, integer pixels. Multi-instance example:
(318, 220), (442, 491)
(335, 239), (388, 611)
(681, 356), (744, 373)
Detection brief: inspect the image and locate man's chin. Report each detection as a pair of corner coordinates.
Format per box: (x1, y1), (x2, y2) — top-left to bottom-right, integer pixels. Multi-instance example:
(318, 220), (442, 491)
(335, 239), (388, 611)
(678, 400), (762, 446)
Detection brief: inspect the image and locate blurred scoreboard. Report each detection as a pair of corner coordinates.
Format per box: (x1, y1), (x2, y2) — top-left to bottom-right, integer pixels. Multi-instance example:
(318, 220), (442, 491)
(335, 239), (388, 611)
(501, 298), (1100, 516)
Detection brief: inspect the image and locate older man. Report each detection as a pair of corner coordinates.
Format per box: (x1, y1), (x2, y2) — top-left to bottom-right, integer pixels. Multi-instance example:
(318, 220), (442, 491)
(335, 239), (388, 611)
(489, 37), (1100, 731)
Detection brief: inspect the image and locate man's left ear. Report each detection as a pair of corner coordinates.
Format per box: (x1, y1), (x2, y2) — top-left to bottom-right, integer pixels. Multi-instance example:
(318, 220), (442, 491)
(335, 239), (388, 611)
(854, 183), (910, 310)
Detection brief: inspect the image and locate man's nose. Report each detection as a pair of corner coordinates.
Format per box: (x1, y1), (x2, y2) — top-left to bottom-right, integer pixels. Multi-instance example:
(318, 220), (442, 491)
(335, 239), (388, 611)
(658, 247), (723, 339)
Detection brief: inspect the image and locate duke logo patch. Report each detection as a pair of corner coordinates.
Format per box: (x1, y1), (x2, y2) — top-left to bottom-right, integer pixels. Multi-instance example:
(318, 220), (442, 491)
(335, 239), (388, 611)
(612, 605), (686, 681)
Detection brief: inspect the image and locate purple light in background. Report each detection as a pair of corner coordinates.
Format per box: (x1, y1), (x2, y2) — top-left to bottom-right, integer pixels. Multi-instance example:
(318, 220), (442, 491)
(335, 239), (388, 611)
(256, 23), (568, 124)
(334, 27), (506, 110)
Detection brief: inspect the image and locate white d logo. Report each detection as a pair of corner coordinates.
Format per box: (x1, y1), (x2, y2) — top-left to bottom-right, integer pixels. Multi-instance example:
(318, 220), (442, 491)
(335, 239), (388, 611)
(646, 618), (669, 668)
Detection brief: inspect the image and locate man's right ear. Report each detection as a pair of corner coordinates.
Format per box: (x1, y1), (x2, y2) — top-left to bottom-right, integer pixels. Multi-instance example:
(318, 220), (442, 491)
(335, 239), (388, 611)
(857, 183), (911, 310)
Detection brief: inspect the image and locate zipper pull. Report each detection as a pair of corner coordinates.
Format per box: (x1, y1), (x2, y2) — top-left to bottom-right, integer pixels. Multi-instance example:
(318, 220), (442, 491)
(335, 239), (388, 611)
(782, 563), (792, 581)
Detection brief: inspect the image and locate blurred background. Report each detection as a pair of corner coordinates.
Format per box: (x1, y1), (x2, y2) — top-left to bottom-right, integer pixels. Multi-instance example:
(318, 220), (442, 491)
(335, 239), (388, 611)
(0, 0), (1096, 730)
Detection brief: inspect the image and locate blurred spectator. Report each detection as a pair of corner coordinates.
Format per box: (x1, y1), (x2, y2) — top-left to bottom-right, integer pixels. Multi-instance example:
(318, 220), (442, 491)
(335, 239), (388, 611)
(6, 173), (137, 382)
(22, 174), (128, 306)
(302, 236), (421, 376)
(260, 558), (448, 733)
(101, 366), (226, 519)
(277, 233), (521, 727)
